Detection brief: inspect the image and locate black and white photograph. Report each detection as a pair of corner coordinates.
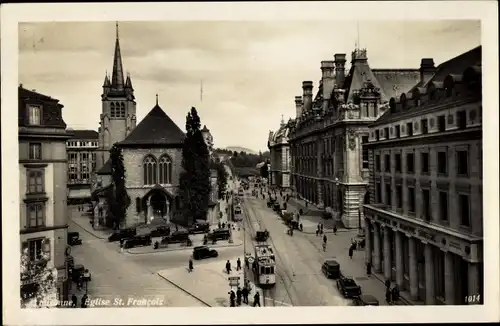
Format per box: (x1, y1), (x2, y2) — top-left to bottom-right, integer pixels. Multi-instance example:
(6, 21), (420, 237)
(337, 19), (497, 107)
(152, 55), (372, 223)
(2, 1), (498, 325)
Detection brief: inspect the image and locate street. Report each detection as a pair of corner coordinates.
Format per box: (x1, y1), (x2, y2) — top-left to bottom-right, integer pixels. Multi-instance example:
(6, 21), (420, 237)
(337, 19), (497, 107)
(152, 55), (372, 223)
(241, 187), (351, 306)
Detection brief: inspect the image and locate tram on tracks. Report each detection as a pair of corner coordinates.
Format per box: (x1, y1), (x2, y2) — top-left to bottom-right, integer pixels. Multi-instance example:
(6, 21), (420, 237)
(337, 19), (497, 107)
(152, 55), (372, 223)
(251, 231), (276, 287)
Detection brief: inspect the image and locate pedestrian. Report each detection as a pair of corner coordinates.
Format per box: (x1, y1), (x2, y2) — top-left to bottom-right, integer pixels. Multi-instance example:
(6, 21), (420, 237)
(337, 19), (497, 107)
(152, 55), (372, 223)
(188, 258), (194, 273)
(236, 258), (242, 271)
(218, 222), (222, 229)
(299, 223), (303, 231)
(320, 223), (323, 233)
(253, 291), (261, 307)
(333, 225), (337, 235)
(323, 234), (327, 245)
(229, 290), (236, 307)
(71, 294), (78, 308)
(81, 294), (88, 308)
(385, 279), (391, 289)
(348, 247), (354, 259)
(392, 284), (400, 301)
(242, 286), (249, 304)
(226, 260), (231, 274)
(236, 287), (242, 306)
(316, 229), (319, 236)
(306, 201), (308, 207)
(385, 287), (392, 304)
(222, 222), (226, 229)
(366, 262), (372, 276)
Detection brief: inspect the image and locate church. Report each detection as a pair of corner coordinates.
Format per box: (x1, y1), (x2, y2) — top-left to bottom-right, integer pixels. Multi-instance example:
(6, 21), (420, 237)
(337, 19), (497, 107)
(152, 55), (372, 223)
(92, 23), (217, 227)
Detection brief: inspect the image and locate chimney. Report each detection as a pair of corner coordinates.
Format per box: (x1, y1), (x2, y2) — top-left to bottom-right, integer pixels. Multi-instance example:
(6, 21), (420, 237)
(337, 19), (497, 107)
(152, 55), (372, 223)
(302, 81), (314, 113)
(321, 61), (335, 101)
(420, 58), (436, 85)
(295, 96), (303, 118)
(334, 54), (347, 87)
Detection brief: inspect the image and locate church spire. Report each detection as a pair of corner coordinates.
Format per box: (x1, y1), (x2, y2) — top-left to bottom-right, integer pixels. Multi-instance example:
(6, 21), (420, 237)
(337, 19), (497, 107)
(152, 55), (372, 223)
(111, 22), (125, 90)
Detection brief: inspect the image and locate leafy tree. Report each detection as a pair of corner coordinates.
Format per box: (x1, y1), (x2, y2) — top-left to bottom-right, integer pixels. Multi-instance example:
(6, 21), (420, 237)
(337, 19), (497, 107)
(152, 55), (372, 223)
(179, 107), (211, 225)
(20, 247), (58, 308)
(216, 163), (228, 199)
(110, 143), (131, 229)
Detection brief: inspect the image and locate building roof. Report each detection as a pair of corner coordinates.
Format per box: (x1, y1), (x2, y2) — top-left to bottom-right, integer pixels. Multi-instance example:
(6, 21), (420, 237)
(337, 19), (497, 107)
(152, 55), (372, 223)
(97, 158), (112, 175)
(69, 129), (99, 140)
(18, 86), (67, 129)
(372, 69), (420, 100)
(118, 104), (185, 146)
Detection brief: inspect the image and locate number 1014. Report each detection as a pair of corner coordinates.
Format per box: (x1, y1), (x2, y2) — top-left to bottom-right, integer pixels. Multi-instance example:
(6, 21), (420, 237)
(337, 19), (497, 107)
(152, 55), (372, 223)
(465, 294), (481, 304)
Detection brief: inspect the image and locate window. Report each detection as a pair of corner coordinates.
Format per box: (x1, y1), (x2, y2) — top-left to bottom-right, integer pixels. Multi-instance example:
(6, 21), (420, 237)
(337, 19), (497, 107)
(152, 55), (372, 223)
(159, 155), (172, 184)
(384, 127), (389, 139)
(421, 152), (429, 174)
(396, 185), (403, 208)
(27, 203), (45, 228)
(27, 105), (41, 125)
(143, 156), (157, 185)
(375, 130), (380, 141)
(376, 183), (382, 203)
(439, 192), (448, 222)
(28, 239), (43, 261)
(80, 152), (88, 161)
(110, 103), (116, 118)
(457, 111), (467, 129)
(437, 151), (447, 174)
(27, 170), (44, 194)
(407, 122), (413, 136)
(384, 154), (391, 172)
(120, 103), (126, 118)
(136, 197), (141, 213)
(29, 143), (42, 160)
(459, 194), (470, 227)
(421, 189), (430, 221)
(395, 125), (401, 138)
(421, 119), (428, 134)
(375, 155), (381, 172)
(361, 136), (369, 169)
(408, 187), (416, 213)
(385, 183), (392, 206)
(457, 150), (469, 176)
(395, 154), (402, 172)
(406, 153), (414, 173)
(438, 115), (446, 132)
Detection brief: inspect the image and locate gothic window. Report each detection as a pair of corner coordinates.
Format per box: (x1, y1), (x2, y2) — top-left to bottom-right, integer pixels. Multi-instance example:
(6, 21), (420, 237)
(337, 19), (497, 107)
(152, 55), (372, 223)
(110, 102), (116, 118)
(120, 102), (126, 117)
(143, 156), (157, 185)
(159, 155), (172, 184)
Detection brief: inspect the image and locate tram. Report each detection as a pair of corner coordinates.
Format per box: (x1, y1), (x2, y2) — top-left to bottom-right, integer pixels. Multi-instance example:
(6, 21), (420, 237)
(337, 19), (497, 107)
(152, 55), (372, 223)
(253, 243), (276, 287)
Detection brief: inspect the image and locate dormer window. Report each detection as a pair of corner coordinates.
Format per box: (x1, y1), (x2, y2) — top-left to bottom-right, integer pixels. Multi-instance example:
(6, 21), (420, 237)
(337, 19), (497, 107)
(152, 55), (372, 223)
(27, 105), (42, 125)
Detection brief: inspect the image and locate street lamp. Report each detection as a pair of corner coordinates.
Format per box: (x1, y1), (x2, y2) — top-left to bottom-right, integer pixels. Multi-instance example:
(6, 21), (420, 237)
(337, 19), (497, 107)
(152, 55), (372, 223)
(334, 177), (339, 222)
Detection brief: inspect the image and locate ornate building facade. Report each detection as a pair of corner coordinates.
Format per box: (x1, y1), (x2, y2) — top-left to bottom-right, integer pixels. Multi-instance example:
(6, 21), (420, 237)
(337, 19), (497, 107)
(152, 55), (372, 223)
(18, 86), (72, 301)
(363, 46), (483, 305)
(289, 49), (421, 228)
(268, 117), (292, 188)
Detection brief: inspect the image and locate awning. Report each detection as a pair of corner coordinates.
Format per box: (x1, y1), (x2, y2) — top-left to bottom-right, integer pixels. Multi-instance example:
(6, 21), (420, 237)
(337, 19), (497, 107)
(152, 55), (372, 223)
(68, 188), (91, 199)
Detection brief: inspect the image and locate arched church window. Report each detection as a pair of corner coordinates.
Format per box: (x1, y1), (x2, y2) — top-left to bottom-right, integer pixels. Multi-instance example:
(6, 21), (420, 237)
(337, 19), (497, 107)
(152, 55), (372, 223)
(120, 102), (126, 117)
(110, 102), (116, 118)
(159, 155), (172, 184)
(143, 156), (157, 186)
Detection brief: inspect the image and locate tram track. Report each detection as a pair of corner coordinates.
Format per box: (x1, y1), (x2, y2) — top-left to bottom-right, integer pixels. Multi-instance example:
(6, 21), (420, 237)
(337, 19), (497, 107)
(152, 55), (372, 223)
(242, 194), (296, 306)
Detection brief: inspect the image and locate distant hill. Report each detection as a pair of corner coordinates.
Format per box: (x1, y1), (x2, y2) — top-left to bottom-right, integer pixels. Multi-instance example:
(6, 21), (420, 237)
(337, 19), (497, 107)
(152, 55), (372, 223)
(225, 146), (258, 155)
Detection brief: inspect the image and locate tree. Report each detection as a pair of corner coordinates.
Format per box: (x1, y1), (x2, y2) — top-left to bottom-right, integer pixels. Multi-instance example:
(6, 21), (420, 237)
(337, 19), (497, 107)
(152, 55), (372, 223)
(216, 163), (228, 199)
(110, 143), (131, 229)
(179, 107), (211, 225)
(20, 247), (58, 308)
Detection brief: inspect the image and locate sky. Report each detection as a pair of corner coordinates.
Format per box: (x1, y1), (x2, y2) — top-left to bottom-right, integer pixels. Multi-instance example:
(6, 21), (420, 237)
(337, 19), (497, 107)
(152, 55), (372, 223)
(18, 20), (480, 153)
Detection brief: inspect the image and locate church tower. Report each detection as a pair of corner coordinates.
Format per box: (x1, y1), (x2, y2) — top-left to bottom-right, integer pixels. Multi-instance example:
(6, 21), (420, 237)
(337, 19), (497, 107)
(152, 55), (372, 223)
(97, 22), (137, 170)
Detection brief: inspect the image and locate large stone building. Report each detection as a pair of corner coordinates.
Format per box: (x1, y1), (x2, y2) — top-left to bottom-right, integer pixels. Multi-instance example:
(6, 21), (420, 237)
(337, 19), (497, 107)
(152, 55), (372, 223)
(18, 85), (72, 301)
(66, 129), (99, 204)
(363, 46), (483, 305)
(289, 48), (420, 228)
(268, 116), (292, 188)
(95, 23), (137, 172)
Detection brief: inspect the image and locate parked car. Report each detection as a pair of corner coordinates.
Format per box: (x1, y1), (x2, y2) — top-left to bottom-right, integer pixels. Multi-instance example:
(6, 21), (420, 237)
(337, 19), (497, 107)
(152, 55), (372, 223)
(67, 232), (83, 246)
(192, 246), (218, 260)
(161, 230), (191, 245)
(207, 228), (231, 241)
(108, 228), (136, 242)
(70, 264), (86, 283)
(321, 259), (340, 279)
(353, 294), (379, 306)
(150, 225), (171, 238)
(336, 275), (362, 298)
(189, 222), (210, 234)
(123, 235), (152, 249)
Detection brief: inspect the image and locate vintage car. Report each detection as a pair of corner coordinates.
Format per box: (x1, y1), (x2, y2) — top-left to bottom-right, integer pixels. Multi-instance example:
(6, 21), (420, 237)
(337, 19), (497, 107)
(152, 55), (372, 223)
(352, 294), (380, 306)
(150, 225), (171, 238)
(123, 235), (152, 249)
(158, 230), (191, 247)
(321, 259), (340, 279)
(189, 222), (210, 234)
(336, 275), (362, 298)
(192, 246), (218, 260)
(207, 228), (231, 241)
(108, 228), (136, 242)
(67, 232), (83, 246)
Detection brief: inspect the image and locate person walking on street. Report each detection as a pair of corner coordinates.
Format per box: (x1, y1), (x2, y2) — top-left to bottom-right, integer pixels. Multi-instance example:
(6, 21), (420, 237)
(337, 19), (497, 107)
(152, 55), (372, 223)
(236, 287), (242, 306)
(71, 294), (78, 308)
(385, 287), (392, 305)
(226, 260), (232, 274)
(333, 225), (337, 235)
(188, 258), (194, 273)
(229, 290), (236, 307)
(348, 246), (354, 259)
(320, 223), (324, 234)
(253, 292), (261, 307)
(366, 262), (372, 276)
(81, 294), (88, 308)
(236, 258), (242, 271)
(242, 286), (249, 304)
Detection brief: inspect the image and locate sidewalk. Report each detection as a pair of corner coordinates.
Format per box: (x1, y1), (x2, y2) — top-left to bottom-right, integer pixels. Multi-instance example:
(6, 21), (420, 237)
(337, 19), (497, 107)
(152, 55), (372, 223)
(69, 205), (112, 240)
(157, 256), (246, 307)
(302, 229), (418, 306)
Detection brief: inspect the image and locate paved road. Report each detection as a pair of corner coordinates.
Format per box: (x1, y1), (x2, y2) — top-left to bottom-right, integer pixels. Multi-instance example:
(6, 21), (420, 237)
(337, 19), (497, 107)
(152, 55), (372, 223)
(242, 189), (351, 307)
(68, 221), (207, 307)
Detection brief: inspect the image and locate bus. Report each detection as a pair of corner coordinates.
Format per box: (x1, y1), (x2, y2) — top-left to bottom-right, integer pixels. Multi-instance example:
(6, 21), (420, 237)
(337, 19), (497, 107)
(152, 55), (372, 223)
(253, 244), (276, 287)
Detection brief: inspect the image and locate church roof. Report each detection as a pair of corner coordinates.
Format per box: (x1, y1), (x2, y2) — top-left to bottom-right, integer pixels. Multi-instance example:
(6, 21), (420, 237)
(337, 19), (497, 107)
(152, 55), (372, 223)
(119, 103), (185, 147)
